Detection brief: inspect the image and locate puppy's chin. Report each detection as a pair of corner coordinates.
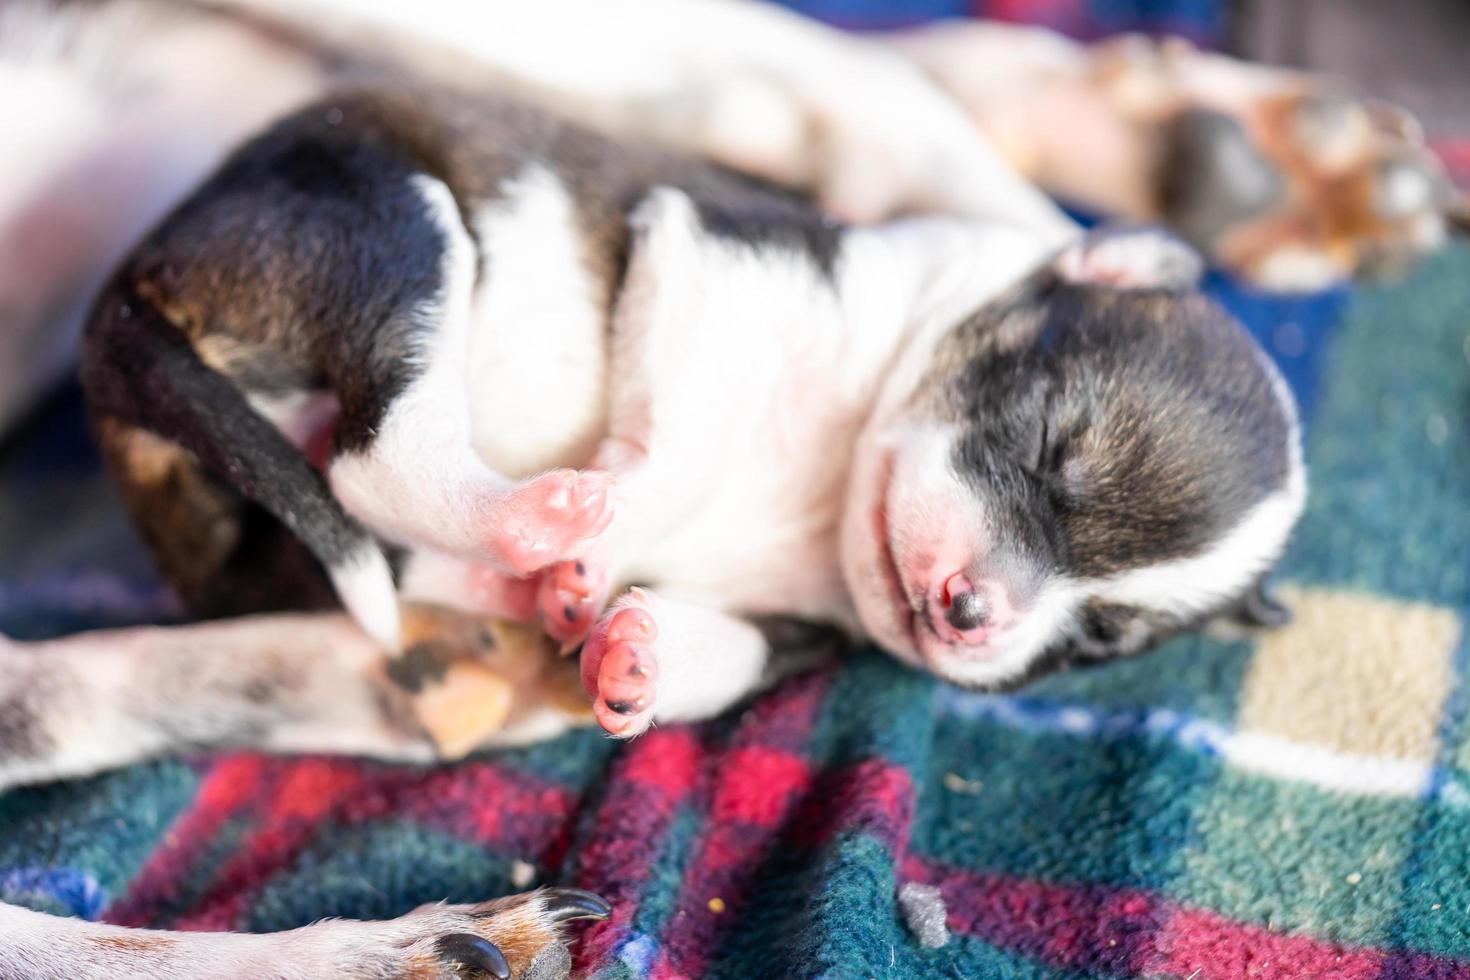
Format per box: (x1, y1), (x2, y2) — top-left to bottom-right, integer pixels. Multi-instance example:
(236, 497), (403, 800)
(837, 446), (916, 663)
(860, 615), (1052, 691)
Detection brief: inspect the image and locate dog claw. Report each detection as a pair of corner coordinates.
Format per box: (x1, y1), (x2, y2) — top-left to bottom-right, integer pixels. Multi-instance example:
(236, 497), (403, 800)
(434, 932), (510, 979)
(543, 888), (612, 922)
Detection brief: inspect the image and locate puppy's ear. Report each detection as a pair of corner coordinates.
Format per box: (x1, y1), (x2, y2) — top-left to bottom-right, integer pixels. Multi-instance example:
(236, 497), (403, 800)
(1053, 227), (1204, 290)
(1231, 577), (1292, 630)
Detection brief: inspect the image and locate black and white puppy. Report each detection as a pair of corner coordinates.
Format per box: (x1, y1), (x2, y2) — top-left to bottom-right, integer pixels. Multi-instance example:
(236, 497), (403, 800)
(79, 81), (1303, 742)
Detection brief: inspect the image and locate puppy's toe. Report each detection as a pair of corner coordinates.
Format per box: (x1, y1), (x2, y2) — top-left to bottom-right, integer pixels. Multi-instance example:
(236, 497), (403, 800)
(537, 559), (609, 649)
(581, 597), (660, 739)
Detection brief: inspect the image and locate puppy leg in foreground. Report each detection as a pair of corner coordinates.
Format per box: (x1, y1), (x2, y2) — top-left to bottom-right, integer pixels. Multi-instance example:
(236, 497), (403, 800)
(0, 886), (608, 980)
(0, 608), (598, 787)
(0, 614), (434, 790)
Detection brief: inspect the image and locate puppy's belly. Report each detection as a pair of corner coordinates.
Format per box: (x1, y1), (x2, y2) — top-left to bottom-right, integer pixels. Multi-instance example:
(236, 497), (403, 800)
(622, 433), (861, 627)
(638, 526), (855, 627)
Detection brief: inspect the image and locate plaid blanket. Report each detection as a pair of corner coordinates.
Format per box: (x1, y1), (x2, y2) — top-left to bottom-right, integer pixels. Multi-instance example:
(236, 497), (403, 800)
(5, 5), (1470, 978)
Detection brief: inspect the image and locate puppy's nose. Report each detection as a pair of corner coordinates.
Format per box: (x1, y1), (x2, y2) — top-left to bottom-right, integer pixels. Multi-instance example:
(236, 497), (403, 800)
(940, 573), (994, 634)
(945, 589), (990, 631)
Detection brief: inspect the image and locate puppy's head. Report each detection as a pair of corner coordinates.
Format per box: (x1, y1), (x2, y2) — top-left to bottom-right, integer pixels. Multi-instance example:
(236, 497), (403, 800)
(840, 228), (1305, 689)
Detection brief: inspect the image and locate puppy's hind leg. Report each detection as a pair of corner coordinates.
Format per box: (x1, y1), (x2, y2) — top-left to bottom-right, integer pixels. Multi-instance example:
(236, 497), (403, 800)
(0, 613), (431, 791)
(94, 416), (338, 621)
(0, 602), (597, 788)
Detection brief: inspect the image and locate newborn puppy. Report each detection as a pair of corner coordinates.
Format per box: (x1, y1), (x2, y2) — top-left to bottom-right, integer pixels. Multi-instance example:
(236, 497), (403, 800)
(81, 82), (1304, 739)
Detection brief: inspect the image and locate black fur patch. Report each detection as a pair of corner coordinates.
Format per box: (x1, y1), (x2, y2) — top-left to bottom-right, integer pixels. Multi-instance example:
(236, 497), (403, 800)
(946, 275), (1291, 581)
(122, 106), (453, 453)
(689, 187), (843, 278)
(751, 615), (850, 684)
(385, 642), (452, 695)
(79, 97), (463, 592)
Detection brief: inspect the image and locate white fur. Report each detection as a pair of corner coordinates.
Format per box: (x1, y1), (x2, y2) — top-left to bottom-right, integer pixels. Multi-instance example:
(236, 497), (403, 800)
(591, 187), (870, 621)
(465, 166), (609, 477)
(329, 542), (403, 652)
(0, 615), (427, 790)
(1094, 464), (1305, 616)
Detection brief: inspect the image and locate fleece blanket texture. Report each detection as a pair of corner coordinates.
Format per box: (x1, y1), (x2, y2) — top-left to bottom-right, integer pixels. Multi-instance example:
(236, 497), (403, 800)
(3, 4), (1469, 978)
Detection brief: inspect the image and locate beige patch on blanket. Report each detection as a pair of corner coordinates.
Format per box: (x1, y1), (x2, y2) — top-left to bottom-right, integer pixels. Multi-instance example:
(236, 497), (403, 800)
(1237, 586), (1461, 760)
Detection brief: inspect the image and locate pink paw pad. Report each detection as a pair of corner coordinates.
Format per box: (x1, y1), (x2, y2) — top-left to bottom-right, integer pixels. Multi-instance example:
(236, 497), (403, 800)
(581, 604), (659, 738)
(493, 470), (614, 575)
(537, 559), (609, 648)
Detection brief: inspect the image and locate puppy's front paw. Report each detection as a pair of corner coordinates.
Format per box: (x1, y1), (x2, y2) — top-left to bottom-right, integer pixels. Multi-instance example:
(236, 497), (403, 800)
(492, 470), (614, 576)
(580, 592), (660, 738)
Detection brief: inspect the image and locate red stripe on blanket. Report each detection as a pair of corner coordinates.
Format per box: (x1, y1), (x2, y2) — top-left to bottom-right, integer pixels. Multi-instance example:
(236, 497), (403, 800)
(649, 673), (830, 978)
(1156, 906), (1387, 979)
(904, 856), (1470, 979)
(707, 745), (812, 827)
(112, 754), (578, 932)
(790, 757), (914, 857)
(903, 856), (1162, 973)
(390, 761), (576, 856)
(572, 728), (705, 968)
(104, 754), (269, 927)
(169, 758), (370, 931)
